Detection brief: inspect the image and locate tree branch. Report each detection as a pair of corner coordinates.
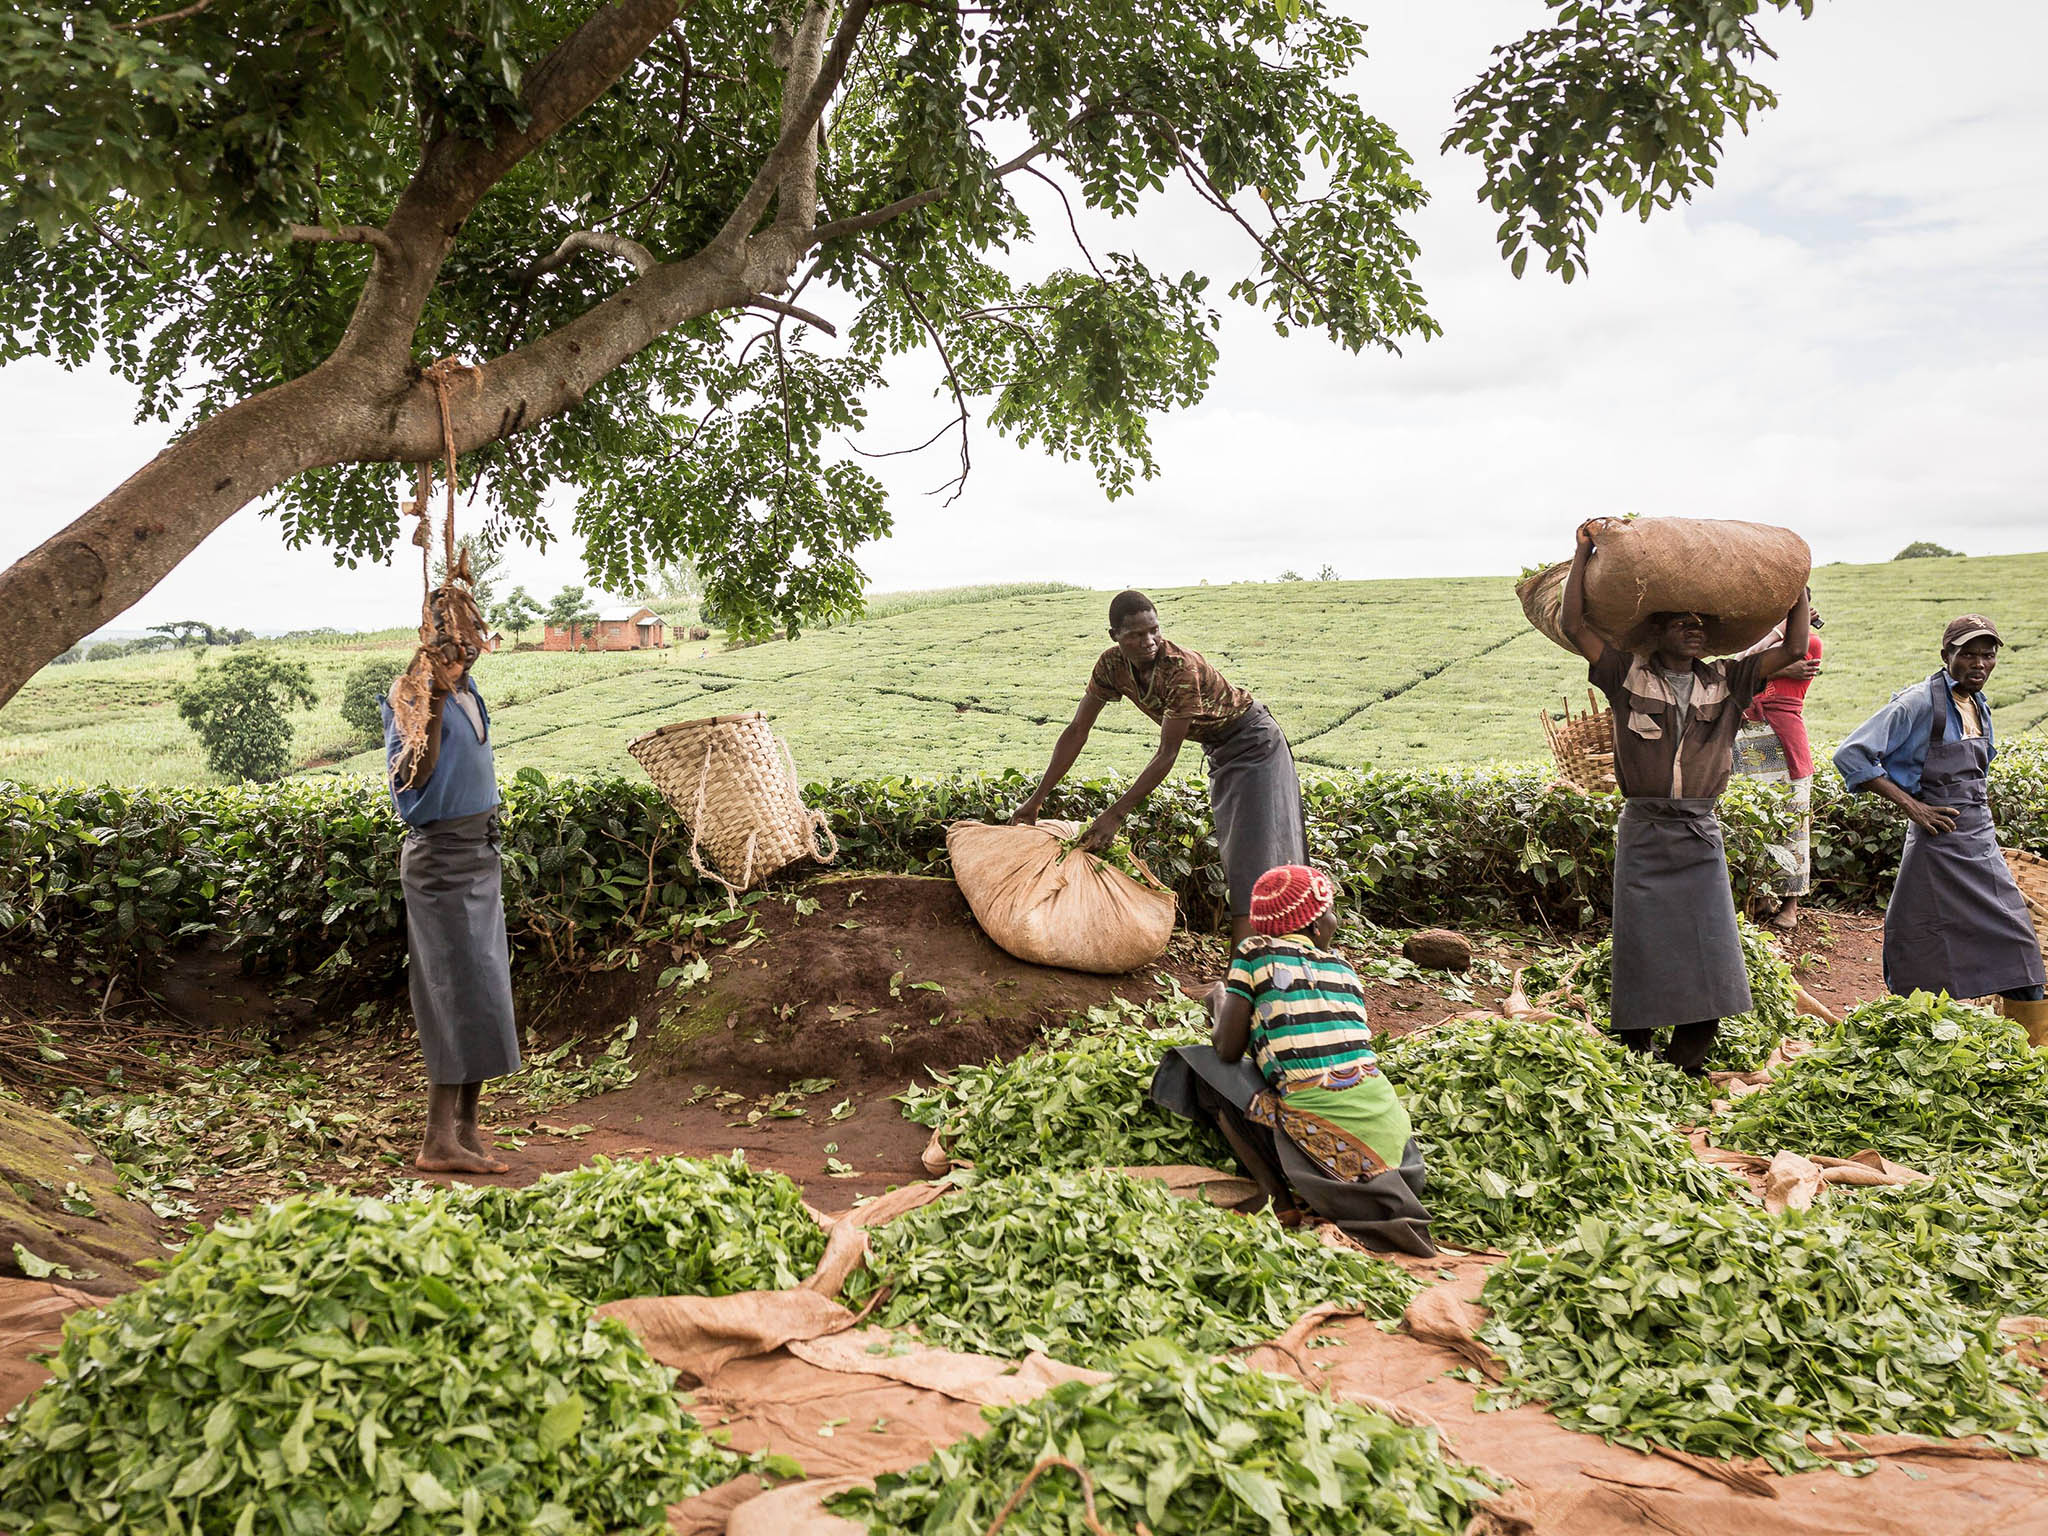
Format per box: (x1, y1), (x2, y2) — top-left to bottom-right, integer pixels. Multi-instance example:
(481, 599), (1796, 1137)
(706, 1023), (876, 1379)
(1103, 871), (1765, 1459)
(525, 230), (658, 279)
(715, 0), (878, 250)
(743, 297), (837, 335)
(811, 107), (1102, 244)
(115, 0), (212, 29)
(289, 223), (402, 263)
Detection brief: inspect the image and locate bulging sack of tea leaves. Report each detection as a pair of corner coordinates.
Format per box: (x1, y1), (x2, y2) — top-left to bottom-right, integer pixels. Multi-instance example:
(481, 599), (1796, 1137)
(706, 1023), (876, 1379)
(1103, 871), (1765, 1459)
(1518, 516), (1810, 657)
(946, 820), (1176, 974)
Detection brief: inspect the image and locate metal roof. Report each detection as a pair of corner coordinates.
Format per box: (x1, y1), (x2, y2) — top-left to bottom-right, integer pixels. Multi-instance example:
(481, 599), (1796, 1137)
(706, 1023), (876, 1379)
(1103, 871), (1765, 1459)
(597, 605), (655, 622)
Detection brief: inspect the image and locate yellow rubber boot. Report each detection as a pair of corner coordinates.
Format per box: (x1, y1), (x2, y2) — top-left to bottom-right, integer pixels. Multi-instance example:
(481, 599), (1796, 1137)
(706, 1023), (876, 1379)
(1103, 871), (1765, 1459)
(1997, 996), (2048, 1049)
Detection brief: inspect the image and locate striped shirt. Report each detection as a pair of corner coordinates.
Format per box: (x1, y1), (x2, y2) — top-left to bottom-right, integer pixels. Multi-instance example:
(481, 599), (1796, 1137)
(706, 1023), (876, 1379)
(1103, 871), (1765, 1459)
(1224, 935), (1381, 1092)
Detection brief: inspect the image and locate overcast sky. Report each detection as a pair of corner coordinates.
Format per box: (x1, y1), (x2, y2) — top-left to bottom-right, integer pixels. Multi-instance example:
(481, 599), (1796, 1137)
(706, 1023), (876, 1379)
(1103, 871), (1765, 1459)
(4, 0), (2043, 636)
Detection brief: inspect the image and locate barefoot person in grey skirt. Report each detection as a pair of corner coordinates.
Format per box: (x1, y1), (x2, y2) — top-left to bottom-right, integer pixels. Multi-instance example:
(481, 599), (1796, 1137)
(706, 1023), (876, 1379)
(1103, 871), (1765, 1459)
(1560, 521), (1811, 1075)
(1012, 590), (1306, 951)
(381, 579), (521, 1174)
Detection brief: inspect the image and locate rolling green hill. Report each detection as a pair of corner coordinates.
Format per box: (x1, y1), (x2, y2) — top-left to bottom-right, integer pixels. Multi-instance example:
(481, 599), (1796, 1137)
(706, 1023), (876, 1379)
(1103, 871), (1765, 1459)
(6, 554), (2046, 788)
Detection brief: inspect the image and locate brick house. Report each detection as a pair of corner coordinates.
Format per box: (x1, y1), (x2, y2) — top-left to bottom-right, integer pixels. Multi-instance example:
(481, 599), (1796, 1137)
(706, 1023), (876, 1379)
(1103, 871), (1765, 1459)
(542, 605), (668, 651)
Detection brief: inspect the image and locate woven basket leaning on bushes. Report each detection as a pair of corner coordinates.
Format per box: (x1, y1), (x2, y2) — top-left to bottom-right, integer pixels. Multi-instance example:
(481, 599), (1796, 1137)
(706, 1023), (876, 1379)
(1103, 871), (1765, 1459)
(2003, 846), (2048, 969)
(1541, 692), (1618, 796)
(628, 711), (837, 899)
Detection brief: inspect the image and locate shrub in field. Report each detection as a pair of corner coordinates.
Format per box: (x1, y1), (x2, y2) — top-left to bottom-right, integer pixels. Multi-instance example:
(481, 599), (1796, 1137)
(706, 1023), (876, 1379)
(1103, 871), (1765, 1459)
(830, 1341), (1503, 1536)
(172, 651), (318, 782)
(1376, 1014), (1735, 1250)
(337, 658), (398, 744)
(1479, 1201), (2048, 1472)
(0, 1192), (735, 1536)
(1715, 993), (2048, 1167)
(840, 1168), (1419, 1366)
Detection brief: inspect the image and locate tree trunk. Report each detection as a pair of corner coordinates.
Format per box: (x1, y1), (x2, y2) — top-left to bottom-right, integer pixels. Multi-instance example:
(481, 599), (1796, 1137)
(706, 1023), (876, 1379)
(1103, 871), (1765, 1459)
(0, 369), (361, 706)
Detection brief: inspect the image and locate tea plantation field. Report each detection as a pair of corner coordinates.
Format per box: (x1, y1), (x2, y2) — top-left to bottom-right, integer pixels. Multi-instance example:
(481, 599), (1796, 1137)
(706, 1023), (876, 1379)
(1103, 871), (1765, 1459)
(5, 553), (2046, 786)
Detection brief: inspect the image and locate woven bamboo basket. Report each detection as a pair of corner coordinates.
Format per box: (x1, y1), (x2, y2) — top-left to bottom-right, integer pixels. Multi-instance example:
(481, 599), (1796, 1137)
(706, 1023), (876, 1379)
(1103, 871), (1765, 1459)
(1540, 691), (1618, 795)
(627, 711), (837, 898)
(2001, 847), (2048, 965)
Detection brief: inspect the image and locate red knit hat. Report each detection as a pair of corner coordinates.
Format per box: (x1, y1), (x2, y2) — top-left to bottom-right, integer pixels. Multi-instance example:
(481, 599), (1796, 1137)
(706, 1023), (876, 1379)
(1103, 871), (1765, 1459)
(1248, 865), (1336, 936)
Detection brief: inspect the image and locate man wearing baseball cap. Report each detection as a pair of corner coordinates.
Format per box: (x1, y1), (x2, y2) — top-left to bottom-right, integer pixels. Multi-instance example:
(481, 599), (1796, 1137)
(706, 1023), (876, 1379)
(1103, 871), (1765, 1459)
(1147, 865), (1434, 1255)
(1834, 616), (2046, 1033)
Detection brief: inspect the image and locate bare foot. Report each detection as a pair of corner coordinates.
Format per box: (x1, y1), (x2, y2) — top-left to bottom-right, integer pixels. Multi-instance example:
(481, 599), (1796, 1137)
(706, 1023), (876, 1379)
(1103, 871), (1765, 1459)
(1769, 902), (1799, 933)
(455, 1120), (496, 1159)
(415, 1139), (510, 1176)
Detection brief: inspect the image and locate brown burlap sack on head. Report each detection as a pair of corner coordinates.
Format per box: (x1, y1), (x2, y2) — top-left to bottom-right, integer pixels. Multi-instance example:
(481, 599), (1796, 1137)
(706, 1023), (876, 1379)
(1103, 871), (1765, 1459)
(944, 820), (1175, 974)
(1518, 517), (1811, 658)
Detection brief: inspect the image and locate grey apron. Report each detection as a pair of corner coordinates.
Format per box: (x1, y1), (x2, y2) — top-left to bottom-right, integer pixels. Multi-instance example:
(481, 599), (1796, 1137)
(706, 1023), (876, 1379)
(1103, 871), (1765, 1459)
(400, 810), (522, 1085)
(1204, 703), (1308, 917)
(1883, 680), (2046, 999)
(1150, 1045), (1434, 1256)
(1610, 797), (1752, 1032)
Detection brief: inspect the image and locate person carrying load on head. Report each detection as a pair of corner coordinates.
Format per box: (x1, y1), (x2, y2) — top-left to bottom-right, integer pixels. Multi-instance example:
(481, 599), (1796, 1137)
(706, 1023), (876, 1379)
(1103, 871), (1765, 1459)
(381, 572), (522, 1175)
(1832, 616), (2046, 1032)
(1560, 520), (1812, 1075)
(1148, 866), (1434, 1256)
(1012, 589), (1306, 951)
(1730, 599), (1826, 932)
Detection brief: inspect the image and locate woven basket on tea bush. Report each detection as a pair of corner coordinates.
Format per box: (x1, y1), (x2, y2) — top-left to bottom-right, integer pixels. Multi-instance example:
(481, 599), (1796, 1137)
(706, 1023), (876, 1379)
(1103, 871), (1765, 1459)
(2002, 847), (2048, 967)
(628, 711), (837, 898)
(1540, 693), (1617, 796)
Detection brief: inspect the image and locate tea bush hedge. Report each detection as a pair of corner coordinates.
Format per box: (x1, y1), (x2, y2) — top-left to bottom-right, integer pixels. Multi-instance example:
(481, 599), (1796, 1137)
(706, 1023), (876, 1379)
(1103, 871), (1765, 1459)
(5, 740), (2044, 987)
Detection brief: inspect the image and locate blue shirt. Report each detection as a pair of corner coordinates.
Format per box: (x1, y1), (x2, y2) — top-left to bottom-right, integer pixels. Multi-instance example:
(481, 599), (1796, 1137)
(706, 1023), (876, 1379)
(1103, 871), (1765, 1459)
(379, 679), (501, 827)
(1832, 671), (1995, 796)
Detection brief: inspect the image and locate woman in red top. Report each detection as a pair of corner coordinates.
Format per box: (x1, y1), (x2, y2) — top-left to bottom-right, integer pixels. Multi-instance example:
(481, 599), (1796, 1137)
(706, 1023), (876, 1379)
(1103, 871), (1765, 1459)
(1731, 603), (1824, 930)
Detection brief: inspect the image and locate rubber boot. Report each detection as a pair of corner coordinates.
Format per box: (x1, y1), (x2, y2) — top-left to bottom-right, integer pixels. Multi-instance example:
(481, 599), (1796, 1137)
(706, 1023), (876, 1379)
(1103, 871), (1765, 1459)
(1998, 996), (2048, 1050)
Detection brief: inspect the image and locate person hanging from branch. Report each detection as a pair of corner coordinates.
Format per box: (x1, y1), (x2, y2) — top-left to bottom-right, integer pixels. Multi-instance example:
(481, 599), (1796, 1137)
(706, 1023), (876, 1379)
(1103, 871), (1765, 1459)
(1560, 519), (1810, 1076)
(380, 369), (522, 1175)
(1832, 616), (2046, 1035)
(1011, 590), (1306, 951)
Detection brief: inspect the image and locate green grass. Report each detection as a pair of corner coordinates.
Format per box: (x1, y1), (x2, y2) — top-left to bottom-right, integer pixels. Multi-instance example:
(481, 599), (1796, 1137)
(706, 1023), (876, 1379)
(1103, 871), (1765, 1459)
(5, 554), (2045, 786)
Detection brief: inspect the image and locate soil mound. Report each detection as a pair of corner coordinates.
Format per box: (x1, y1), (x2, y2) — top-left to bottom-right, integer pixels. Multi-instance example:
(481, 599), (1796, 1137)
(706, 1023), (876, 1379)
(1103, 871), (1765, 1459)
(644, 874), (1185, 1089)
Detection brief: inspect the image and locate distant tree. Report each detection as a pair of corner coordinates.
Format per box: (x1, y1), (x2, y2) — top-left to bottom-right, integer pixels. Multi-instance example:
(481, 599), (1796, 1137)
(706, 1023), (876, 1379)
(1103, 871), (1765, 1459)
(151, 619), (223, 647)
(174, 652), (318, 782)
(49, 644), (88, 665)
(1316, 564), (1339, 581)
(434, 536), (505, 610)
(637, 560), (703, 606)
(86, 640), (128, 662)
(492, 586), (542, 645)
(338, 658), (398, 743)
(1894, 541), (1962, 560)
(1277, 570), (1305, 582)
(544, 584), (592, 633)
(128, 633), (178, 654)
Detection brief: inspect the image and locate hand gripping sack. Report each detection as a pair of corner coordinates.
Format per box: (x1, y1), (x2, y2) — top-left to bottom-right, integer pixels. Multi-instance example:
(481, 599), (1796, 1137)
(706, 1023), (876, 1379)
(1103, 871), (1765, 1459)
(1518, 516), (1810, 657)
(945, 820), (1176, 974)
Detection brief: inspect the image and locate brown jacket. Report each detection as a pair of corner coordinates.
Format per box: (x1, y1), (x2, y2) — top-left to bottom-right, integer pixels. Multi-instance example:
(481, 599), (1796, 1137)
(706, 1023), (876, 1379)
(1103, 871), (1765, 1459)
(1591, 650), (1767, 799)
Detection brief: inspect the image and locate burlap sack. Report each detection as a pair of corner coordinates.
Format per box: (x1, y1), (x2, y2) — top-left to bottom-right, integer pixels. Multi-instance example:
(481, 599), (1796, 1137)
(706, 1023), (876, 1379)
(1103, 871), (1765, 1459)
(1518, 517), (1810, 658)
(944, 820), (1175, 975)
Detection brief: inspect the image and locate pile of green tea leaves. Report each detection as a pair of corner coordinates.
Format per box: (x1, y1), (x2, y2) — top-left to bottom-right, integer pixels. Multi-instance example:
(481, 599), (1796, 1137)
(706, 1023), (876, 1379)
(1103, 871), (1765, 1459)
(898, 993), (1232, 1172)
(1055, 831), (1166, 889)
(1479, 1201), (2048, 1472)
(840, 1168), (1417, 1366)
(1831, 1140), (2048, 1318)
(1376, 1015), (1735, 1250)
(1544, 916), (1799, 1072)
(0, 1191), (737, 1536)
(828, 1341), (1502, 1536)
(1716, 993), (2048, 1167)
(460, 1151), (825, 1305)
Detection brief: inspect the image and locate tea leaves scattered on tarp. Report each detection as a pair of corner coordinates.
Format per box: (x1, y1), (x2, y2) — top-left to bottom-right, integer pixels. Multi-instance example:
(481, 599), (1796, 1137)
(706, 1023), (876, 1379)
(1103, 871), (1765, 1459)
(828, 1342), (1502, 1536)
(841, 1168), (1417, 1366)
